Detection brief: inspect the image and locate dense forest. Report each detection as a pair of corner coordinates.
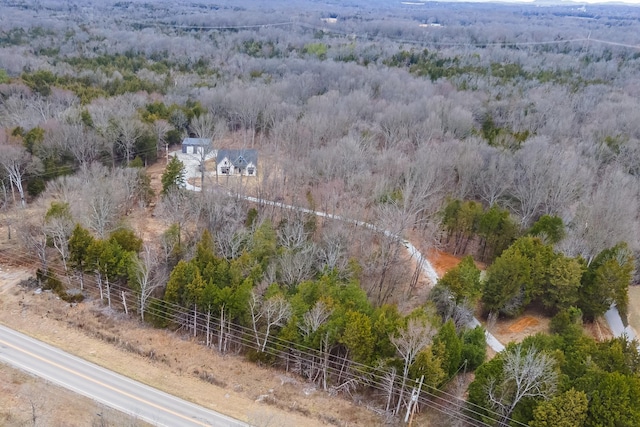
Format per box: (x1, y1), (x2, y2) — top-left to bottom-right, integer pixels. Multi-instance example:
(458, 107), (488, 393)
(1, 0), (640, 425)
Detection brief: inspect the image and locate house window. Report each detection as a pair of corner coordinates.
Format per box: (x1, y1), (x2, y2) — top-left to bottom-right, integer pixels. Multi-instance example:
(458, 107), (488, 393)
(221, 167), (230, 174)
(248, 167), (255, 175)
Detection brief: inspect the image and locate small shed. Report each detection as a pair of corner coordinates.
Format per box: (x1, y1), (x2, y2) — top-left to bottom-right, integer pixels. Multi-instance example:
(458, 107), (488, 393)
(181, 138), (212, 154)
(216, 149), (258, 176)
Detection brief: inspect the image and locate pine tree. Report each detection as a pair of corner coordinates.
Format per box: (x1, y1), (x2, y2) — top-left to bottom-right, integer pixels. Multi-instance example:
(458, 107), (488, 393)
(161, 156), (185, 194)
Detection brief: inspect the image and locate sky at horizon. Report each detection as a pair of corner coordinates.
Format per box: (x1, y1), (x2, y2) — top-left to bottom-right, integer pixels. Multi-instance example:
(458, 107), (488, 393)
(402, 0), (640, 5)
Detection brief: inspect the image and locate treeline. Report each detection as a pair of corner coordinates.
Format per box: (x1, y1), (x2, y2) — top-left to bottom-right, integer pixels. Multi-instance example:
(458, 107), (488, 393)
(1, 1), (640, 424)
(468, 314), (640, 426)
(439, 203), (634, 319)
(34, 193), (636, 426)
(53, 219), (487, 415)
(2, 2), (638, 271)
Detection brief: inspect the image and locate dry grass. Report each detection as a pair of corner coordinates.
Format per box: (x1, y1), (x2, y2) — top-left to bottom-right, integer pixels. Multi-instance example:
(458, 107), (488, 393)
(0, 157), (383, 427)
(0, 363), (150, 427)
(0, 267), (383, 427)
(584, 317), (614, 342)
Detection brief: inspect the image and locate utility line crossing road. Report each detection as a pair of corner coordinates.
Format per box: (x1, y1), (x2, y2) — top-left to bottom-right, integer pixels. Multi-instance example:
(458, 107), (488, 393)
(0, 325), (247, 427)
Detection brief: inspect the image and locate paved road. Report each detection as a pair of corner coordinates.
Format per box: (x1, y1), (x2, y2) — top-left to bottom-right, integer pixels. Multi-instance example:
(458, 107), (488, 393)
(0, 325), (247, 427)
(402, 240), (505, 352)
(605, 305), (639, 342)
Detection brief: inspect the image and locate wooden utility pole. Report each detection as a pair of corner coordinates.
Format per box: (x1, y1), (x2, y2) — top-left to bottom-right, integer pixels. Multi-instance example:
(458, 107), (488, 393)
(404, 375), (424, 426)
(121, 291), (128, 315)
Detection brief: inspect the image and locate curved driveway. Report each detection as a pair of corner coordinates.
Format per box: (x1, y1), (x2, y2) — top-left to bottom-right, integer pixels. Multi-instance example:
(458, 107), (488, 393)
(173, 150), (507, 353)
(240, 194), (506, 352)
(0, 325), (246, 427)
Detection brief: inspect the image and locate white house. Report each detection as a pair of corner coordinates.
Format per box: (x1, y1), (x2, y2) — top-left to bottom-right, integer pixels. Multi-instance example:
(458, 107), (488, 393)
(216, 149), (258, 177)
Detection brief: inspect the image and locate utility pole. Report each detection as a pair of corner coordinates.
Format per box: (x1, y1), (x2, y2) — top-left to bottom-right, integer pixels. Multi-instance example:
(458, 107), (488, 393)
(404, 375), (424, 426)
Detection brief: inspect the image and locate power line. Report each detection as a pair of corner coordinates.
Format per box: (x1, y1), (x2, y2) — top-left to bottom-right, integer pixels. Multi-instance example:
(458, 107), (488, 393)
(151, 22), (294, 30)
(3, 247), (523, 427)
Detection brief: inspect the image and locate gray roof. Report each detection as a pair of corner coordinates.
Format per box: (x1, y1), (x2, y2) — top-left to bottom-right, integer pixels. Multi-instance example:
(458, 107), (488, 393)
(217, 149), (258, 168)
(182, 138), (212, 146)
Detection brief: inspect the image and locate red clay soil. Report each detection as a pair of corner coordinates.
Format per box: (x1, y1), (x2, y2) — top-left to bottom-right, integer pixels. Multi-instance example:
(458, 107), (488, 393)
(426, 249), (486, 277)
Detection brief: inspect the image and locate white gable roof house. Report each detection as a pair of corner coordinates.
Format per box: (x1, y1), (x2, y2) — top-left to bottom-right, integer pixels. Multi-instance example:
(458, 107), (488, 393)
(181, 138), (213, 155)
(216, 149), (258, 177)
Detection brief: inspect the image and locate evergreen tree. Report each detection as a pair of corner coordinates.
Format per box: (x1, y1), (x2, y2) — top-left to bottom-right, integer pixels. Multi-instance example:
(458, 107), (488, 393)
(542, 255), (584, 312)
(409, 345), (446, 388)
(433, 319), (463, 377)
(483, 247), (532, 316)
(161, 156), (185, 194)
(580, 371), (640, 427)
(435, 255), (482, 303)
(529, 388), (588, 427)
(68, 224), (95, 290)
(578, 243), (634, 321)
(477, 204), (519, 262)
(461, 326), (487, 370)
(341, 310), (375, 364)
(528, 215), (566, 245)
(164, 260), (201, 306)
(109, 228), (143, 253)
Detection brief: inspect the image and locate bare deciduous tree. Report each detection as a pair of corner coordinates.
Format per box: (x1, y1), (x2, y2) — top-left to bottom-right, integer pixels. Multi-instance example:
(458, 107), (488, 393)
(362, 204), (412, 306)
(156, 188), (195, 248)
(296, 300), (334, 389)
(152, 119), (172, 158)
(0, 144), (34, 208)
(19, 221), (48, 278)
(43, 205), (74, 282)
(486, 344), (558, 427)
(277, 212), (312, 250)
(278, 244), (317, 289)
(215, 224), (247, 260)
(249, 292), (292, 352)
(560, 167), (639, 263)
(298, 300), (332, 339)
(316, 226), (349, 274)
(391, 318), (436, 415)
(130, 244), (163, 321)
(114, 117), (145, 165)
(53, 120), (104, 167)
(474, 146), (514, 207)
(83, 169), (126, 238)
